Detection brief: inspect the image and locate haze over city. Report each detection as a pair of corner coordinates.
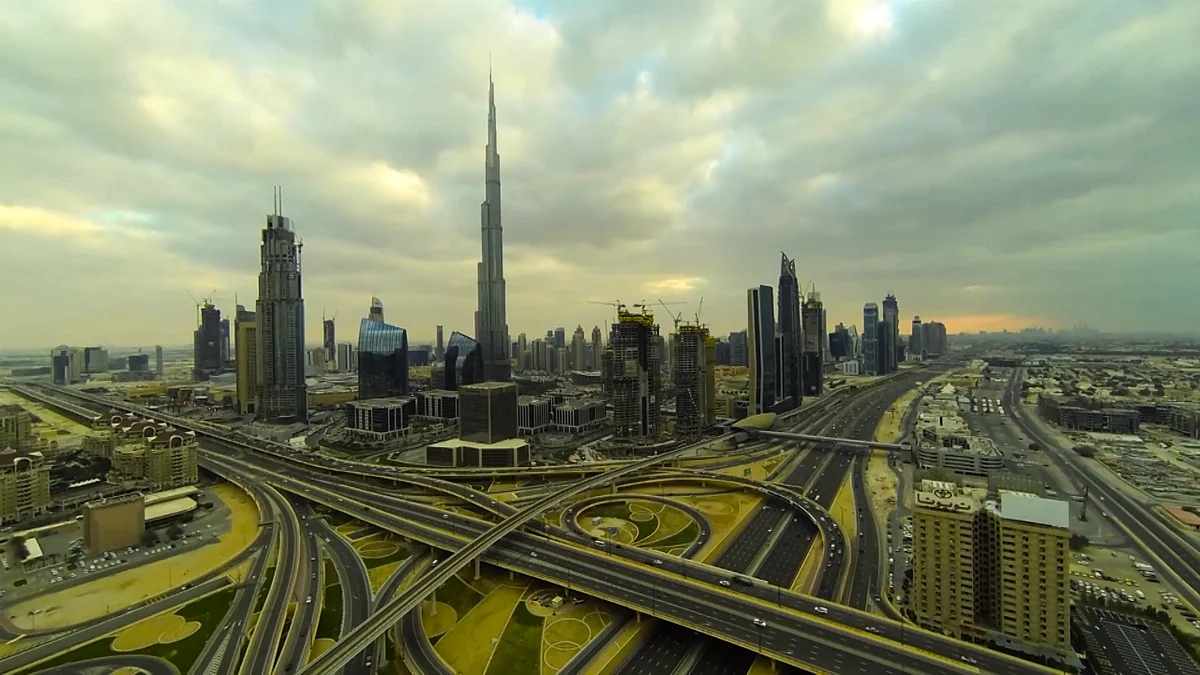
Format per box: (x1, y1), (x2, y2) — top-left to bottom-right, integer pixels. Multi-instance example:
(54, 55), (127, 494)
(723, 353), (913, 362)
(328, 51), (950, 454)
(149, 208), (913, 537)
(2, 0), (1198, 350)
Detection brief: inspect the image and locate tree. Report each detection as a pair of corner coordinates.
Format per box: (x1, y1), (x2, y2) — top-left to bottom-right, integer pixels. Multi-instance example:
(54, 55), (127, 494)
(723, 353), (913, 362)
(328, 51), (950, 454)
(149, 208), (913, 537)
(1028, 442), (1042, 452)
(167, 524), (185, 540)
(1074, 445), (1097, 458)
(141, 529), (159, 547)
(1070, 534), (1089, 550)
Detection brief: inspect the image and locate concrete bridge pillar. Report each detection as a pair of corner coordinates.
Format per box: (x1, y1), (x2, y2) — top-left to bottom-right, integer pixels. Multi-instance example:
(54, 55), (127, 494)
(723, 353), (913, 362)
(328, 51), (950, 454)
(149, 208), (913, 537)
(474, 557), (481, 580)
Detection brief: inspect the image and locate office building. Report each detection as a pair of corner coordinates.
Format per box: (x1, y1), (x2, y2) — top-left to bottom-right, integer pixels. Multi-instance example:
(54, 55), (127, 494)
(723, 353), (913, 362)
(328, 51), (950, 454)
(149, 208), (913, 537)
(923, 320), (948, 357)
(323, 317), (336, 368)
(0, 405), (34, 452)
(567, 326), (584, 371)
(445, 331), (484, 391)
(84, 347), (109, 374)
(155, 345), (163, 377)
(337, 342), (355, 374)
(345, 397), (416, 441)
(255, 189), (307, 422)
(747, 285), (777, 415)
(911, 316), (924, 360)
(673, 325), (717, 437)
(882, 294), (899, 373)
(235, 305), (258, 415)
(776, 253), (803, 411)
(50, 345), (84, 385)
(459, 382), (519, 445)
(368, 297), (384, 324)
(193, 302), (224, 381)
(220, 318), (231, 365)
(128, 354), (150, 372)
(863, 303), (880, 375)
(590, 326), (603, 371)
(435, 325), (445, 361)
(554, 398), (607, 433)
(609, 306), (662, 440)
(0, 449), (51, 524)
(474, 72), (512, 383)
(802, 291), (824, 396)
(517, 396), (553, 435)
(553, 327), (566, 349)
(82, 493), (145, 555)
(415, 390), (459, 422)
(357, 315), (410, 399)
(728, 330), (748, 367)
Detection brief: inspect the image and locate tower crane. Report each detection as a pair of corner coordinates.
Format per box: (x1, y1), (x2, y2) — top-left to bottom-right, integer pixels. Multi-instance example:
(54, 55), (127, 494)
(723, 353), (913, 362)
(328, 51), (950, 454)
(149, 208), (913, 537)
(694, 296), (705, 326)
(657, 299), (686, 331)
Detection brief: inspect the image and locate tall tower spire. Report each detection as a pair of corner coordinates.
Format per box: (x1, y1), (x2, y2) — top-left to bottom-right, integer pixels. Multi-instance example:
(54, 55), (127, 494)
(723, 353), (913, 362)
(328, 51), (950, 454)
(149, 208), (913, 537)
(475, 63), (511, 382)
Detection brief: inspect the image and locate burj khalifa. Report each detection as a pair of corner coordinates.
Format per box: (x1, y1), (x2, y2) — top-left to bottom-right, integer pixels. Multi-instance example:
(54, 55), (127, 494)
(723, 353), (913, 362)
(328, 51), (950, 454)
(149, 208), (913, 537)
(474, 68), (512, 382)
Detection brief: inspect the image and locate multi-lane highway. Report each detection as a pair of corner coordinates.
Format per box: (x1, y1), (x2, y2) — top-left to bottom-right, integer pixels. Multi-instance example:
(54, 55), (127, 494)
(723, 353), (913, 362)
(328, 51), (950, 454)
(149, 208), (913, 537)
(238, 485), (301, 675)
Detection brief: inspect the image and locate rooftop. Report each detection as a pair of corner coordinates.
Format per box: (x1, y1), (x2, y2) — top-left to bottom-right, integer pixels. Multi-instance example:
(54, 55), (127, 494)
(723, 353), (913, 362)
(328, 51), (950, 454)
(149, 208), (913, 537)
(429, 437), (529, 450)
(460, 381), (517, 392)
(998, 491), (1071, 529)
(350, 397), (415, 409)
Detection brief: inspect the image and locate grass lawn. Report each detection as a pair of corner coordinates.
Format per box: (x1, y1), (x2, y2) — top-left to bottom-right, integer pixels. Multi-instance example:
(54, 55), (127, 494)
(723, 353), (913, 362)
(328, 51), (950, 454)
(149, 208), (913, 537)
(484, 601), (542, 675)
(640, 503), (693, 545)
(433, 573), (485, 623)
(316, 574), (344, 642)
(363, 546), (412, 570)
(579, 502), (659, 541)
(18, 586), (238, 674)
(646, 520), (700, 551)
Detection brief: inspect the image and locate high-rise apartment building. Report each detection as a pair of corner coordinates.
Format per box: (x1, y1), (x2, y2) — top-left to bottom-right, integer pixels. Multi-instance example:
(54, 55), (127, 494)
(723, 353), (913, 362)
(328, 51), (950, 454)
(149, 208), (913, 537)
(50, 345), (83, 385)
(923, 321), (948, 357)
(357, 316), (409, 400)
(609, 306), (661, 440)
(910, 316), (923, 360)
(435, 325), (445, 361)
(0, 405), (34, 452)
(909, 480), (1072, 660)
(776, 253), (803, 411)
(475, 71), (512, 383)
(862, 303), (880, 375)
(0, 449), (51, 524)
(235, 305), (258, 415)
(672, 325), (716, 437)
(255, 190), (308, 422)
(193, 303), (224, 381)
(571, 326), (586, 371)
(747, 286), (777, 415)
(154, 345), (163, 377)
(882, 294), (899, 373)
(728, 331), (748, 367)
(802, 291), (824, 396)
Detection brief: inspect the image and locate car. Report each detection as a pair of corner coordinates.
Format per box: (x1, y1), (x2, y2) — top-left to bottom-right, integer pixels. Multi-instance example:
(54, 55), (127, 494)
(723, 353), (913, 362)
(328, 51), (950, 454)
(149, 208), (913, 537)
(960, 655), (977, 664)
(305, 596), (312, 604)
(530, 552), (538, 558)
(593, 540), (606, 547)
(718, 580), (731, 587)
(753, 618), (767, 627)
(652, 559), (663, 566)
(866, 626), (879, 633)
(814, 606), (829, 614)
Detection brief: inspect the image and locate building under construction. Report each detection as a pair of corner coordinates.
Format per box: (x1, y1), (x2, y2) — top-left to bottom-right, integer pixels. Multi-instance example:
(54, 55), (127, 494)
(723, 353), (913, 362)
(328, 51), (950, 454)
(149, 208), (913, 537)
(609, 305), (661, 441)
(672, 324), (717, 437)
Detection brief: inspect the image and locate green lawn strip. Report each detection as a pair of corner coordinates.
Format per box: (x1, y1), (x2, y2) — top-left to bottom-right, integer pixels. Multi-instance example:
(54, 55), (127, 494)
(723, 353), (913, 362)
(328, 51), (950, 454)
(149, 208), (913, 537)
(18, 586), (238, 674)
(644, 520), (700, 550)
(639, 504), (692, 546)
(483, 600), (543, 675)
(317, 581), (344, 641)
(253, 565), (277, 613)
(273, 610), (294, 667)
(578, 502), (656, 540)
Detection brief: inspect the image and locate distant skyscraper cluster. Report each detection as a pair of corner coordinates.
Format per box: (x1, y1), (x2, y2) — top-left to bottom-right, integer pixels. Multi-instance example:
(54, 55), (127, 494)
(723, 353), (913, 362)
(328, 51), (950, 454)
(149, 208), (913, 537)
(744, 252), (812, 415)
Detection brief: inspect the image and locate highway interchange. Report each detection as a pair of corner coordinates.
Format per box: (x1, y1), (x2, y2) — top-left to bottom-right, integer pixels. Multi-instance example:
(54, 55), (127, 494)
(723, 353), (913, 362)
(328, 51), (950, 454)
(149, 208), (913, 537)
(1, 375), (1063, 675)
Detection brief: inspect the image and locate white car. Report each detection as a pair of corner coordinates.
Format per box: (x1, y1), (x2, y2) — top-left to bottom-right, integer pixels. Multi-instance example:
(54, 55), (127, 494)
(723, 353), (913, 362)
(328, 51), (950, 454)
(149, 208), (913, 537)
(753, 618), (767, 627)
(814, 606), (829, 615)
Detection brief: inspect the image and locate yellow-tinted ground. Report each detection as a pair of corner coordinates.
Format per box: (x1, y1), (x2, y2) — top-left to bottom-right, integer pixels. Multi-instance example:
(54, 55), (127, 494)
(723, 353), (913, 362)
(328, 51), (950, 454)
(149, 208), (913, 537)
(5, 481), (260, 631)
(675, 492), (765, 563)
(369, 560), (404, 594)
(435, 579), (529, 675)
(111, 612), (199, 651)
(308, 637), (335, 663)
(543, 604), (611, 675)
(0, 391), (93, 445)
(829, 475), (857, 543)
(865, 451), (899, 527)
(422, 601), (457, 637)
(714, 451), (785, 482)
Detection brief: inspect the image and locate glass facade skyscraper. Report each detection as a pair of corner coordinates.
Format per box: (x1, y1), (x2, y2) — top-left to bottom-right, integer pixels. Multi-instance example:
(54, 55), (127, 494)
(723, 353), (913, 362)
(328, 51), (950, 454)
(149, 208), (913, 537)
(445, 331), (484, 391)
(357, 318), (410, 399)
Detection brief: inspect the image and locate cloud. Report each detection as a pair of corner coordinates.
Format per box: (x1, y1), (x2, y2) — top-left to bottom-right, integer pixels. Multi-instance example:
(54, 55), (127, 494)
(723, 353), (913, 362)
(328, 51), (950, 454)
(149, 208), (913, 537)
(1, 0), (1197, 351)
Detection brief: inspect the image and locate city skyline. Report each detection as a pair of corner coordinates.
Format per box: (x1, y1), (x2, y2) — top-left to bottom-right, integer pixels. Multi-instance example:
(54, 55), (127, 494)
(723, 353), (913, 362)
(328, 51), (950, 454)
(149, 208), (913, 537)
(3, 1), (1199, 350)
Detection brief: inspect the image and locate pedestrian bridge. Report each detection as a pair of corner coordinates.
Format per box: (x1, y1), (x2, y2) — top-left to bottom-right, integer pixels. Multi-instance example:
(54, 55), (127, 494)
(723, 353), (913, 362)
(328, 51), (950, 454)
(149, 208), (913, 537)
(732, 412), (911, 452)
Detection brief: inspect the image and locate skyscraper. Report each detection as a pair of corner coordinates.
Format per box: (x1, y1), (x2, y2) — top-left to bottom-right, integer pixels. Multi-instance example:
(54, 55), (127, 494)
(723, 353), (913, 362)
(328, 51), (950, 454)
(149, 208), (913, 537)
(444, 331), (483, 391)
(802, 291), (824, 396)
(883, 293), (899, 373)
(357, 317), (409, 400)
(474, 69), (511, 383)
(673, 325), (716, 437)
(435, 325), (445, 361)
(368, 297), (384, 324)
(776, 253), (803, 411)
(609, 306), (661, 440)
(235, 305), (257, 415)
(590, 325), (603, 371)
(571, 326), (586, 371)
(154, 345), (163, 378)
(910, 316), (923, 360)
(747, 285), (777, 415)
(728, 331), (748, 367)
(193, 302), (224, 381)
(255, 189), (307, 422)
(863, 303), (880, 376)
(323, 316), (336, 368)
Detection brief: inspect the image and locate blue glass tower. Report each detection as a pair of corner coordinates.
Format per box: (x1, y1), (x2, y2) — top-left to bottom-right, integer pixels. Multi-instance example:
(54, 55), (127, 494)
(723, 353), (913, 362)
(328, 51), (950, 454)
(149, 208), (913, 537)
(357, 318), (409, 399)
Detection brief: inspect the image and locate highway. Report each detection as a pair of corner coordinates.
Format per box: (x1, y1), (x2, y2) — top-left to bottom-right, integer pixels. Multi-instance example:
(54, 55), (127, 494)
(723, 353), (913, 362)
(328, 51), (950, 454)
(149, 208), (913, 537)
(1005, 369), (1200, 611)
(202, 447), (1051, 675)
(238, 486), (301, 675)
(275, 499), (325, 675)
(308, 506), (374, 675)
(20, 377), (1051, 674)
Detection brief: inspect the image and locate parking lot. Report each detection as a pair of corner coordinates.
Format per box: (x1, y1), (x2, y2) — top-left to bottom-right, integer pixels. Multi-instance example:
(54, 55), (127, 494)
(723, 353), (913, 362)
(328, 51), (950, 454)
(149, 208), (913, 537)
(1074, 606), (1200, 675)
(1069, 547), (1200, 636)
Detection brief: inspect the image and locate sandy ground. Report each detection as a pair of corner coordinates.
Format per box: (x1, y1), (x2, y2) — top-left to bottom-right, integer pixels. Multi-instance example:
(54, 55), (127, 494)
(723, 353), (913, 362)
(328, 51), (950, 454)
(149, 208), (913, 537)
(830, 475), (857, 542)
(308, 637), (335, 663)
(0, 390), (94, 445)
(5, 482), (260, 631)
(677, 492), (765, 563)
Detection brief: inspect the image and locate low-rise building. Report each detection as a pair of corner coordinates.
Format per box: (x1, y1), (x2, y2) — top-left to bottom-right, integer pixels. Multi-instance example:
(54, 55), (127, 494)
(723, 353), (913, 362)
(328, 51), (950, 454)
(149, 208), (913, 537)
(415, 390), (459, 422)
(345, 397), (416, 441)
(82, 492), (145, 554)
(517, 396), (552, 435)
(915, 428), (1003, 476)
(1037, 395), (1140, 434)
(553, 398), (606, 433)
(0, 404), (34, 451)
(425, 438), (530, 468)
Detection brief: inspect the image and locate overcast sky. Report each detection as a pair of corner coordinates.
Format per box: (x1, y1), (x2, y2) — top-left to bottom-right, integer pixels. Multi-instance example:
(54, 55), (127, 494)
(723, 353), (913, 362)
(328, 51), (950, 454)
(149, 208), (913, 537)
(2, 0), (1197, 350)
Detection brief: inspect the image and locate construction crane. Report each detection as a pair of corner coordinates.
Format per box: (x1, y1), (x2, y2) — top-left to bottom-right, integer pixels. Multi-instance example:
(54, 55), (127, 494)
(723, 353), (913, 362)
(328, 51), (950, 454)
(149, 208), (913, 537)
(657, 299), (686, 331)
(694, 296), (705, 326)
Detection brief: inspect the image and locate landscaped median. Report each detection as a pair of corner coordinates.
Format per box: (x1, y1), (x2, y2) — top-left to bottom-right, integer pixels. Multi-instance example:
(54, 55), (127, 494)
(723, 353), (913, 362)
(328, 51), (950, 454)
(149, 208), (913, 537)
(12, 584), (238, 674)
